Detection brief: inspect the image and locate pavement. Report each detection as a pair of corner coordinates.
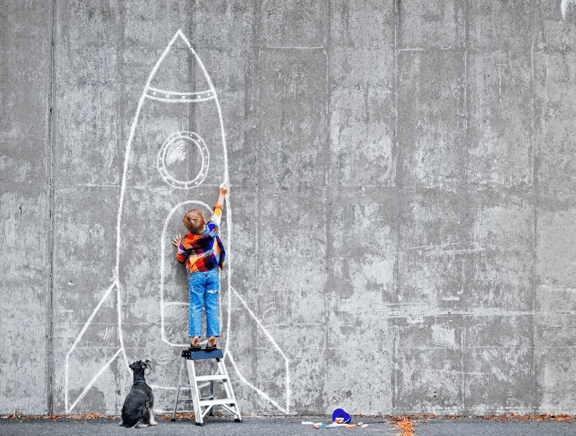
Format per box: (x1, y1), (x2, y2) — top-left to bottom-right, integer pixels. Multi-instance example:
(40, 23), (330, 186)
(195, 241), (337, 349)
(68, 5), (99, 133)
(1, 416), (575, 435)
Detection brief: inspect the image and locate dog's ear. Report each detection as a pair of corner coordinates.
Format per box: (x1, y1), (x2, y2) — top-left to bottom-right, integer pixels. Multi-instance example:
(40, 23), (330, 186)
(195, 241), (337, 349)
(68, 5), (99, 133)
(129, 361), (136, 370)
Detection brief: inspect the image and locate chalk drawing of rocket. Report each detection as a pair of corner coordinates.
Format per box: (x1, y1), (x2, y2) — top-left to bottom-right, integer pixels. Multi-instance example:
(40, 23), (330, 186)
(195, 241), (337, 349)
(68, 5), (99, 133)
(64, 30), (289, 414)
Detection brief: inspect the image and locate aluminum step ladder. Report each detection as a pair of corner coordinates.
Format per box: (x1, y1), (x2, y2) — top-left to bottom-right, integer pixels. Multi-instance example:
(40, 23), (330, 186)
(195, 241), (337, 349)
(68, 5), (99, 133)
(171, 348), (242, 426)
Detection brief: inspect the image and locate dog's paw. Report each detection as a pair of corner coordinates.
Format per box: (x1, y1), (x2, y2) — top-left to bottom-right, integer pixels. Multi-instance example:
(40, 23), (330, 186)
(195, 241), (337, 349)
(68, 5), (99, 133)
(118, 421), (123, 427)
(135, 423), (149, 428)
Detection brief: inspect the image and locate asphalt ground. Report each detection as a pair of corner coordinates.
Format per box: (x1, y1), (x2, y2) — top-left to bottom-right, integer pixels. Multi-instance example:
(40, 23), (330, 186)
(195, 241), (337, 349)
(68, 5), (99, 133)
(1, 416), (575, 435)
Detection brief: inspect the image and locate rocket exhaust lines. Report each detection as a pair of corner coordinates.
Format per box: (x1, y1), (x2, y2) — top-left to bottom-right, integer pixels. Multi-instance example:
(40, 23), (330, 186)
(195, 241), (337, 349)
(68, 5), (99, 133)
(65, 30), (289, 415)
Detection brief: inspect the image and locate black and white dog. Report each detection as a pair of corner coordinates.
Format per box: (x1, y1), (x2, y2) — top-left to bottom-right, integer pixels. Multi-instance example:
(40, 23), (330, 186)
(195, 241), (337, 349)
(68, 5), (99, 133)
(119, 360), (157, 428)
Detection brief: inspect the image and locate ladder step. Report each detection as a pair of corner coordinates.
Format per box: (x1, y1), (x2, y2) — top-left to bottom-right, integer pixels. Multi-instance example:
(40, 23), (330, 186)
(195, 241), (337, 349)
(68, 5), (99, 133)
(199, 398), (237, 407)
(182, 349), (224, 360)
(196, 374), (228, 382)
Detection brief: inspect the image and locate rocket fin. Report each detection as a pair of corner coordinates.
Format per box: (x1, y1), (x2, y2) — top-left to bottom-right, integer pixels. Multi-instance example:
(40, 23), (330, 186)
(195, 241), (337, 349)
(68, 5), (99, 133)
(224, 286), (290, 414)
(65, 281), (123, 413)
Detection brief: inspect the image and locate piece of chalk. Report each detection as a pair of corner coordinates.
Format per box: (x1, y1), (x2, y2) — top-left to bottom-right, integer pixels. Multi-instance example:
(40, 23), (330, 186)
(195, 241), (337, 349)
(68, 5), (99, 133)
(361, 424), (369, 428)
(302, 421), (314, 425)
(313, 423), (323, 429)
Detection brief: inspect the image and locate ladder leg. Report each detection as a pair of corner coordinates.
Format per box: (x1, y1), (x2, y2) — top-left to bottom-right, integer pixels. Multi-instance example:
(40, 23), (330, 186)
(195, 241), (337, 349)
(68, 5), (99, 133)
(218, 359), (242, 422)
(171, 358), (185, 421)
(186, 359), (204, 426)
(209, 359), (216, 416)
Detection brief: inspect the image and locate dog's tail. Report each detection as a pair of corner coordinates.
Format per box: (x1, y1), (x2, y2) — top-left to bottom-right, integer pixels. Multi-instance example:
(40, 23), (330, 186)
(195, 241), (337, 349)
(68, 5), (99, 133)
(65, 280), (123, 413)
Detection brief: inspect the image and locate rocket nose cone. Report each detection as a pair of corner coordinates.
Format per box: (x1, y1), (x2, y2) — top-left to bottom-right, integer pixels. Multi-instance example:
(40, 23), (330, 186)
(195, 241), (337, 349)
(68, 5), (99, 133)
(148, 31), (212, 95)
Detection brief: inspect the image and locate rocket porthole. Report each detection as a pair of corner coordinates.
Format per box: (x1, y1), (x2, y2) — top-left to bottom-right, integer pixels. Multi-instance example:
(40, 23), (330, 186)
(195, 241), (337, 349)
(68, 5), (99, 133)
(157, 131), (210, 189)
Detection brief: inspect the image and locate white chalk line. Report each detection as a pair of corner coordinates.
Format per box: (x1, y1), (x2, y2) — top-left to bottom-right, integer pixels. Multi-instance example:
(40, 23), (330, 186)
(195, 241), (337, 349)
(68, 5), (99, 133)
(145, 95), (216, 103)
(149, 385), (190, 391)
(147, 86), (214, 97)
(227, 285), (291, 413)
(229, 286), (289, 362)
(66, 30), (290, 415)
(67, 349), (123, 414)
(225, 349), (290, 415)
(64, 281), (118, 413)
(157, 131), (210, 189)
(149, 383), (208, 391)
(153, 408), (190, 414)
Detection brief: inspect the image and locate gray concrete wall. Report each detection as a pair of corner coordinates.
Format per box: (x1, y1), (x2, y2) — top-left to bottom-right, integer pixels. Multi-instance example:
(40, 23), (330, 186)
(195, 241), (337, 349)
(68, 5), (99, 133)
(2, 0), (576, 417)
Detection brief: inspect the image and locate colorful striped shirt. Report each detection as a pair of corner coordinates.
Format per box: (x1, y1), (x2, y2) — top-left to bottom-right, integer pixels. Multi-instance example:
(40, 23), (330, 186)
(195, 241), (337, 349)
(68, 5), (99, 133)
(176, 204), (226, 275)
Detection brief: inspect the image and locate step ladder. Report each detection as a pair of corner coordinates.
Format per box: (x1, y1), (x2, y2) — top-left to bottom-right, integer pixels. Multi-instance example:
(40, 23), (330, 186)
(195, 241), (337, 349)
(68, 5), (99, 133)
(171, 348), (242, 426)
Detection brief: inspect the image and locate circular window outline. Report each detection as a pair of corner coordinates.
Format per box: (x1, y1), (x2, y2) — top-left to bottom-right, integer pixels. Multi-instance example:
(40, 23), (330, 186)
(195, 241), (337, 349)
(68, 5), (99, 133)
(157, 131), (210, 189)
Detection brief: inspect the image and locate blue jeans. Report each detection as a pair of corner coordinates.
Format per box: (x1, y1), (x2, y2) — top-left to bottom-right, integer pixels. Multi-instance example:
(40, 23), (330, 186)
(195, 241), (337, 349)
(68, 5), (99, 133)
(188, 269), (220, 337)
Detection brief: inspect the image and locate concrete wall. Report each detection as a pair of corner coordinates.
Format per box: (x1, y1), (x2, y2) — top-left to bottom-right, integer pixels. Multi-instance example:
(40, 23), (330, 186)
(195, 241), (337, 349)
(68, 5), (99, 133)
(2, 0), (576, 417)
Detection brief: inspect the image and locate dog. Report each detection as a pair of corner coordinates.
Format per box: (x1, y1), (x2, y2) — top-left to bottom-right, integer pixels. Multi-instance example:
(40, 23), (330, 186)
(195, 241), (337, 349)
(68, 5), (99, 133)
(119, 360), (157, 428)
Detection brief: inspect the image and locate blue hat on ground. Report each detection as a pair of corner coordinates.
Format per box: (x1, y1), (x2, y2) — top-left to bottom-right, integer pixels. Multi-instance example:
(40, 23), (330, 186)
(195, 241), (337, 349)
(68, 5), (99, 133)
(332, 408), (351, 424)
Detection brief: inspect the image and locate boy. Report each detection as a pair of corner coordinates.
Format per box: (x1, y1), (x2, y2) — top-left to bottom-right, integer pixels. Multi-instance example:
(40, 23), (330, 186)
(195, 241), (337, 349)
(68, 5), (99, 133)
(172, 183), (228, 351)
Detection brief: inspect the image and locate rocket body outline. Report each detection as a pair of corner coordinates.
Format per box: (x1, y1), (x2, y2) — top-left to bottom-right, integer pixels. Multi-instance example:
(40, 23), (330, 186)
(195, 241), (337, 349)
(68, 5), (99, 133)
(64, 30), (290, 415)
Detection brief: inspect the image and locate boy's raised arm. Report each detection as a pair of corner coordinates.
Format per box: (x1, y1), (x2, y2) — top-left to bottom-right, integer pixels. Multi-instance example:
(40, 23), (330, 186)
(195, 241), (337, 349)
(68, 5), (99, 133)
(217, 183), (227, 208)
(211, 183), (228, 226)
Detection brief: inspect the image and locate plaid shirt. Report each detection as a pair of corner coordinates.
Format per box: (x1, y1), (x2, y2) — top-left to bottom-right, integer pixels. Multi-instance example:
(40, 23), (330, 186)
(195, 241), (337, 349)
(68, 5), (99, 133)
(176, 206), (226, 275)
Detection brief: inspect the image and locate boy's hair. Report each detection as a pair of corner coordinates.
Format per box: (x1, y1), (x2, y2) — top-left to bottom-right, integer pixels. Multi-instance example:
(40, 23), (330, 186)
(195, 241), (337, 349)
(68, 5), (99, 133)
(183, 209), (206, 233)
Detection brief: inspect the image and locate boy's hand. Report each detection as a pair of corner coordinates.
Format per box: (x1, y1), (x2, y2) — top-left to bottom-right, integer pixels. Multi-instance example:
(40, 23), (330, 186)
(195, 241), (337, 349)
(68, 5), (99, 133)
(219, 182), (228, 196)
(172, 235), (183, 247)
